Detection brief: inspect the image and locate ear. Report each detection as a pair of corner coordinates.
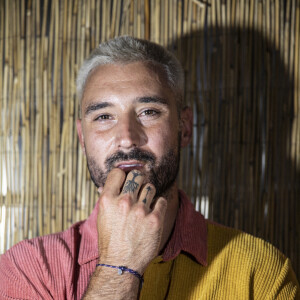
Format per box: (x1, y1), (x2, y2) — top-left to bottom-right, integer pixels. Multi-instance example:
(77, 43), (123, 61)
(76, 119), (86, 155)
(180, 106), (193, 147)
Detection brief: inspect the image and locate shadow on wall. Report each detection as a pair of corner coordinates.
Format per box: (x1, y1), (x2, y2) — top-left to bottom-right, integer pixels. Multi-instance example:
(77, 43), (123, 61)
(169, 26), (299, 278)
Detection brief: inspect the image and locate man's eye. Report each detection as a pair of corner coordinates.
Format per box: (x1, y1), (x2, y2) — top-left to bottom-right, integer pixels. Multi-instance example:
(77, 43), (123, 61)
(95, 114), (111, 121)
(140, 109), (158, 116)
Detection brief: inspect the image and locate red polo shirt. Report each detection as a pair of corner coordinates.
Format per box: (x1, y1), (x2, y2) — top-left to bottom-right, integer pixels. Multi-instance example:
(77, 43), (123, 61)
(0, 190), (207, 299)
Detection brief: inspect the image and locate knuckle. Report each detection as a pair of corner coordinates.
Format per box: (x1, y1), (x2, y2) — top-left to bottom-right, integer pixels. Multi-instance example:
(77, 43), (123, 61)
(120, 193), (132, 202)
(134, 204), (147, 218)
(147, 214), (161, 228)
(118, 194), (132, 209)
(99, 193), (111, 207)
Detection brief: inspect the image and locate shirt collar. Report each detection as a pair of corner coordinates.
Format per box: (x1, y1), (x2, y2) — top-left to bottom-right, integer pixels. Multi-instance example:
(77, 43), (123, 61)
(78, 190), (207, 266)
(162, 190), (207, 266)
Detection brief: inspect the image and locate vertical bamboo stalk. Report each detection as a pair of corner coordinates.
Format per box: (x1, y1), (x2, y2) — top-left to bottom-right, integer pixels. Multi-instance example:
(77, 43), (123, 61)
(144, 0), (150, 39)
(0, 0), (4, 243)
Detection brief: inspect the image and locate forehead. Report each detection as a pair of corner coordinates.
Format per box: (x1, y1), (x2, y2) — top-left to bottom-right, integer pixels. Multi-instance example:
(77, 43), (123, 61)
(81, 62), (175, 108)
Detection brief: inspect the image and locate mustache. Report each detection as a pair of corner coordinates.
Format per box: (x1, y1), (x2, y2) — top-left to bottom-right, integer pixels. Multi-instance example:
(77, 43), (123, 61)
(105, 148), (156, 170)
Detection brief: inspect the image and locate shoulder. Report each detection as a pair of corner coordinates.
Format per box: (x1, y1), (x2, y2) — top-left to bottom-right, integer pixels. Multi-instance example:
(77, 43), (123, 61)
(205, 221), (299, 298)
(206, 220), (285, 265)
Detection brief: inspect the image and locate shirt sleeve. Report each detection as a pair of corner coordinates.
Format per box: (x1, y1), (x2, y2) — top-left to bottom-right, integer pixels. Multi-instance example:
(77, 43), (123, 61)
(0, 252), (38, 299)
(0, 241), (54, 300)
(266, 258), (300, 300)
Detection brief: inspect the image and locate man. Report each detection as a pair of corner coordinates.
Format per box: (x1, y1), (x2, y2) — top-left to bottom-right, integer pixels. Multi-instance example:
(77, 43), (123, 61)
(0, 36), (299, 299)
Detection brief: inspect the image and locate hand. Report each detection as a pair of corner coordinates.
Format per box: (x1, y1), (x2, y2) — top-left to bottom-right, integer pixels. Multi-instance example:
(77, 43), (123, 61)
(97, 168), (167, 274)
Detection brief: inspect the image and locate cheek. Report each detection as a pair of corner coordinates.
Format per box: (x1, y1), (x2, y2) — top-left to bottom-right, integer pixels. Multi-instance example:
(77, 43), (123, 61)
(84, 134), (108, 166)
(84, 127), (115, 152)
(148, 124), (178, 155)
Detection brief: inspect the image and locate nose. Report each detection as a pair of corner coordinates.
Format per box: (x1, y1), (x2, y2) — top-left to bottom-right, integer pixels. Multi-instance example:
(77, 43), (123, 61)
(115, 114), (147, 149)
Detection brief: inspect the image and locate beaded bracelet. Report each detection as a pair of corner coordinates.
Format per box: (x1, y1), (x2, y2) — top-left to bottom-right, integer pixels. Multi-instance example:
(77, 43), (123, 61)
(96, 263), (144, 288)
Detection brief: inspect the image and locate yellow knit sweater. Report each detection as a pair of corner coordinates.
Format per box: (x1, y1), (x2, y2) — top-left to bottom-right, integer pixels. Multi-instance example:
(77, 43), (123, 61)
(140, 222), (299, 299)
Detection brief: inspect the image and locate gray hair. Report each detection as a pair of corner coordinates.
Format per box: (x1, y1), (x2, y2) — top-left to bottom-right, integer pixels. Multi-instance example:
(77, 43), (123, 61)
(76, 36), (184, 108)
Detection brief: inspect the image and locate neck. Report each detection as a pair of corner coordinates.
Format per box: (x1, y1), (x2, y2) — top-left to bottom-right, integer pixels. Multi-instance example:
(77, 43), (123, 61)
(158, 182), (179, 253)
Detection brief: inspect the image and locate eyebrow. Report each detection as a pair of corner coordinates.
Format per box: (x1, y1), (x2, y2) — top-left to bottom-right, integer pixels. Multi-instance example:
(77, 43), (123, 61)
(84, 102), (113, 116)
(137, 96), (169, 106)
(84, 96), (169, 116)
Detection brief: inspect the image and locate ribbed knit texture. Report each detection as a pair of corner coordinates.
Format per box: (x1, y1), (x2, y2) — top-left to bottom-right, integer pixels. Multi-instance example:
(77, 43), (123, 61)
(141, 222), (300, 299)
(0, 191), (298, 299)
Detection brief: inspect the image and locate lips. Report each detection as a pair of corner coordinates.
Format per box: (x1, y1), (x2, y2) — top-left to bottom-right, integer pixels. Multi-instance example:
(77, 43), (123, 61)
(116, 162), (144, 173)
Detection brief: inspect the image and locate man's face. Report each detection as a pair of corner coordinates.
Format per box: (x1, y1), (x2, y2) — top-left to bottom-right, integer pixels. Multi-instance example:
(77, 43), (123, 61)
(77, 62), (186, 197)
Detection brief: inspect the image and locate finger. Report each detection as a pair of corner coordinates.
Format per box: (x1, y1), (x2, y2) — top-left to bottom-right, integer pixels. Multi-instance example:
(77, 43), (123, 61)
(121, 169), (144, 199)
(151, 197), (167, 220)
(139, 183), (156, 208)
(103, 168), (126, 196)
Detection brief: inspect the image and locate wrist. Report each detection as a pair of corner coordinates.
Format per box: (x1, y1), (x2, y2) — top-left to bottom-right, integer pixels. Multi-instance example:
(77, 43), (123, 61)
(96, 263), (144, 289)
(83, 264), (140, 300)
(98, 256), (145, 274)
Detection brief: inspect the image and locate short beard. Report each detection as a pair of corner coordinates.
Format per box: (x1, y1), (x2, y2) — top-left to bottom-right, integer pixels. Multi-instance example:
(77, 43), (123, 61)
(86, 142), (181, 198)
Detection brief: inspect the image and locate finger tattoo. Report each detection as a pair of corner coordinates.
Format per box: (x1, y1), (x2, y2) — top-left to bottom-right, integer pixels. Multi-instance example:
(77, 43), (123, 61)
(123, 171), (141, 193)
(142, 186), (151, 204)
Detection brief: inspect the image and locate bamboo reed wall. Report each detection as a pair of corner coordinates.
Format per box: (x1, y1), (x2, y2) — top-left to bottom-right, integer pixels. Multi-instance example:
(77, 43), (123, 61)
(0, 0), (299, 278)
